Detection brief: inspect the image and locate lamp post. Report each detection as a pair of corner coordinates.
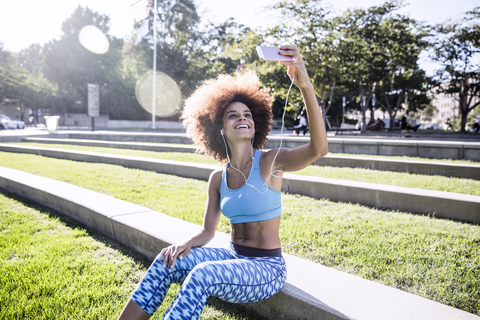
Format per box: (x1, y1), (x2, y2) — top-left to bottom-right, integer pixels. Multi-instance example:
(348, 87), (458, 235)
(371, 82), (377, 120)
(372, 93), (376, 118)
(362, 94), (367, 133)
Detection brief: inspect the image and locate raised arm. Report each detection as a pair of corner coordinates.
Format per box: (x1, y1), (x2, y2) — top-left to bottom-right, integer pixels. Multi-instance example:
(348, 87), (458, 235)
(269, 45), (328, 173)
(158, 169), (222, 271)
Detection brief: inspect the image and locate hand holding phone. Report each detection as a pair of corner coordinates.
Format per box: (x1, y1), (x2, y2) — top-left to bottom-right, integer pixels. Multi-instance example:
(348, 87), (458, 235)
(256, 46), (295, 61)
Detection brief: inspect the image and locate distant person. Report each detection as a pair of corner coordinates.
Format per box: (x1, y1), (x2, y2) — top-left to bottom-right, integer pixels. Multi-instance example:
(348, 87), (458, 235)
(293, 113), (308, 135)
(117, 45), (328, 320)
(401, 116), (419, 132)
(367, 118), (385, 131)
(474, 117), (479, 133)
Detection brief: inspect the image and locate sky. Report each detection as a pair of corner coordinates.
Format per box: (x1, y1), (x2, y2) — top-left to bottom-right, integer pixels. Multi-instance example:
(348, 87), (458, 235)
(1, 0), (479, 74)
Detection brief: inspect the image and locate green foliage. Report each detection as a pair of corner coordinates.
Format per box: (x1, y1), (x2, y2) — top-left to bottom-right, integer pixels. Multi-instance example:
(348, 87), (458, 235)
(0, 44), (57, 121)
(333, 1), (431, 128)
(0, 46), (27, 104)
(264, 0), (431, 130)
(431, 6), (480, 132)
(42, 6), (150, 119)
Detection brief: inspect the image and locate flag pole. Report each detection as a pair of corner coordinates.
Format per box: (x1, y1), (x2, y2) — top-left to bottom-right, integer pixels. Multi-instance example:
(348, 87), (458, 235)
(151, 0), (157, 129)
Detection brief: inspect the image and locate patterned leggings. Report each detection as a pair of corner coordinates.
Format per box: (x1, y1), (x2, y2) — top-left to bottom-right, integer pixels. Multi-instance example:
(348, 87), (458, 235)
(131, 246), (287, 319)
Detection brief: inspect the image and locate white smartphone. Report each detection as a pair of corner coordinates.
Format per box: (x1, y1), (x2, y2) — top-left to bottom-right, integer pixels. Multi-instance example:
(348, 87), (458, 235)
(256, 46), (295, 61)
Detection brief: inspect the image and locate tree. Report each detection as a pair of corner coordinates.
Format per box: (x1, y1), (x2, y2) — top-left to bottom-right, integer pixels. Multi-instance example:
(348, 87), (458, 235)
(0, 43), (57, 121)
(431, 7), (480, 132)
(44, 6), (111, 114)
(43, 6), (150, 119)
(333, 1), (430, 131)
(376, 67), (432, 125)
(264, 0), (430, 131)
(145, 0), (203, 92)
(270, 0), (338, 119)
(0, 44), (26, 105)
(16, 45), (57, 118)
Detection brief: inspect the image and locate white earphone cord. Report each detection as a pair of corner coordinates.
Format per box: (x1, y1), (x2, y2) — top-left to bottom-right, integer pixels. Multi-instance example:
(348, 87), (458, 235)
(222, 73), (295, 195)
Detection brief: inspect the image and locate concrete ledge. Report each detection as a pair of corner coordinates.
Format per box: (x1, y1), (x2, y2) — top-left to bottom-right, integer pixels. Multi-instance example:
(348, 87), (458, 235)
(282, 174), (480, 223)
(0, 144), (216, 181)
(22, 137), (480, 180)
(25, 131), (479, 161)
(69, 132), (194, 145)
(266, 136), (480, 161)
(22, 137), (198, 154)
(313, 154), (480, 180)
(0, 166), (478, 320)
(0, 133), (67, 143)
(1, 144), (479, 224)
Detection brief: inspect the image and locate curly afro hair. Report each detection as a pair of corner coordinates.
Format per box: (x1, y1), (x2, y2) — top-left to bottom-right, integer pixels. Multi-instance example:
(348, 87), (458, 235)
(181, 71), (274, 163)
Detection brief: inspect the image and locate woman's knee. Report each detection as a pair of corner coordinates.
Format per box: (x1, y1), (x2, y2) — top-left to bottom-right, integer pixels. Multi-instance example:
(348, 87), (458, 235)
(183, 261), (218, 286)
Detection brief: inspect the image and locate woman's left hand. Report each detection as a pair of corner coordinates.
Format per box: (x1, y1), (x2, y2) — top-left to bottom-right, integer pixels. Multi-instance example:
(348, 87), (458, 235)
(278, 45), (312, 90)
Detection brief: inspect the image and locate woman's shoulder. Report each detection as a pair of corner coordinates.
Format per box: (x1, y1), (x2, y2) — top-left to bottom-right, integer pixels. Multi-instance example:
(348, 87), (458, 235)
(258, 148), (288, 170)
(208, 168), (224, 188)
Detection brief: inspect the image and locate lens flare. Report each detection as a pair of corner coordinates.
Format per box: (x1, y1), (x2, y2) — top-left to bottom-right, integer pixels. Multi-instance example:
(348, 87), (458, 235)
(135, 71), (181, 117)
(78, 25), (110, 54)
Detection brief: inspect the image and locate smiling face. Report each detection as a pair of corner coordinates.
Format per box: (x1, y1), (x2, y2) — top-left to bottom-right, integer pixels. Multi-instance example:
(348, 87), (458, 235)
(222, 102), (255, 140)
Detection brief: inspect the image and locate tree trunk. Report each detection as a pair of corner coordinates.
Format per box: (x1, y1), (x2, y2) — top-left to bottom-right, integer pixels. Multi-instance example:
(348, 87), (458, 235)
(325, 82), (336, 114)
(321, 76), (326, 116)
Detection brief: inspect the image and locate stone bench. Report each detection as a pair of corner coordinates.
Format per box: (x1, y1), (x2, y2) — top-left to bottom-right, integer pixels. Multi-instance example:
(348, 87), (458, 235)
(1, 144), (479, 224)
(0, 165), (477, 320)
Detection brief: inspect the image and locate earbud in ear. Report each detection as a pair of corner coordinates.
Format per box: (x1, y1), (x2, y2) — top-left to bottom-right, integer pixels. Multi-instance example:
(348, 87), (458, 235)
(220, 129), (224, 135)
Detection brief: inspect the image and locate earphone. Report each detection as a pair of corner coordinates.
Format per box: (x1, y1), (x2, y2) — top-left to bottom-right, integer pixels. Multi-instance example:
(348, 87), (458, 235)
(221, 73), (295, 195)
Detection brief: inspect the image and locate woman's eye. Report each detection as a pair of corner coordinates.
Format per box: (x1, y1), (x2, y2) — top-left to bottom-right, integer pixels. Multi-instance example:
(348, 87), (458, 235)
(229, 114), (237, 118)
(245, 114), (252, 118)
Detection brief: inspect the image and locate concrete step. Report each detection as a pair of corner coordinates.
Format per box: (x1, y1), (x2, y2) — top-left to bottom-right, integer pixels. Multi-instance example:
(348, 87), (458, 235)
(1, 144), (479, 224)
(268, 135), (480, 161)
(22, 137), (198, 153)
(21, 137), (480, 180)
(0, 165), (477, 320)
(59, 131), (480, 161)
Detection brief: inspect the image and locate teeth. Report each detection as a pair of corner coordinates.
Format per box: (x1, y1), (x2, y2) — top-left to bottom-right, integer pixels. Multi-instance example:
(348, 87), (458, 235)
(236, 125), (248, 129)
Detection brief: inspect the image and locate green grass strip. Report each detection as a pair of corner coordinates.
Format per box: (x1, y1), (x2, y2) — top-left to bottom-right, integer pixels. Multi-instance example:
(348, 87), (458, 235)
(0, 192), (263, 319)
(9, 142), (480, 196)
(0, 152), (479, 315)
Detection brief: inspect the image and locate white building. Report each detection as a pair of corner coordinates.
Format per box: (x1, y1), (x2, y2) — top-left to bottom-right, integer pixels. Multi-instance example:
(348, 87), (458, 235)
(429, 81), (480, 127)
(430, 91), (458, 125)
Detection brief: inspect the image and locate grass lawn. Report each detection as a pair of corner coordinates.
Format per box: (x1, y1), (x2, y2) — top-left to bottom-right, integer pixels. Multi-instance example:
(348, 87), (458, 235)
(0, 192), (262, 320)
(0, 151), (479, 316)
(7, 142), (480, 196)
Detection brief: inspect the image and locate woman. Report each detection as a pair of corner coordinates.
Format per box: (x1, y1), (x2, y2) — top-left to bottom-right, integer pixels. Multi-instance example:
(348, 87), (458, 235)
(118, 45), (328, 320)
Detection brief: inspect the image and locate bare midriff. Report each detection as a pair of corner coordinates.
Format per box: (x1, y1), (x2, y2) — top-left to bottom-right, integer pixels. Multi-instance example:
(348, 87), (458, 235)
(230, 216), (281, 249)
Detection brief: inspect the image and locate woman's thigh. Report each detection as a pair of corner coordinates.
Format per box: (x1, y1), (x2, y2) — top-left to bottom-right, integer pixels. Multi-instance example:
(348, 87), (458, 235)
(131, 247), (234, 315)
(184, 256), (287, 303)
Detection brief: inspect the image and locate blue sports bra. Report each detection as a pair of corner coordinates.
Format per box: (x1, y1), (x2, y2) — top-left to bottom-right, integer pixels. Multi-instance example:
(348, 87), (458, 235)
(220, 149), (282, 224)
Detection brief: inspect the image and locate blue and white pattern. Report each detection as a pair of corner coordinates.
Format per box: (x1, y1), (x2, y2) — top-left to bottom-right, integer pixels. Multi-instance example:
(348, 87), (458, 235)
(131, 247), (287, 319)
